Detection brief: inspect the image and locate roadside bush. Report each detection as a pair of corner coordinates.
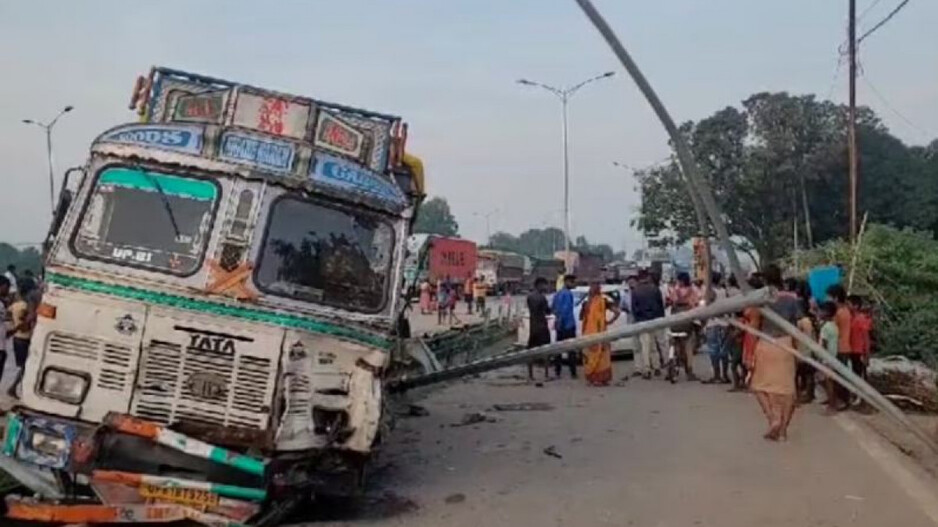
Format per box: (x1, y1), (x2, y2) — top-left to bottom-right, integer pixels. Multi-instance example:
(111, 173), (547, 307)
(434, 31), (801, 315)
(795, 224), (938, 369)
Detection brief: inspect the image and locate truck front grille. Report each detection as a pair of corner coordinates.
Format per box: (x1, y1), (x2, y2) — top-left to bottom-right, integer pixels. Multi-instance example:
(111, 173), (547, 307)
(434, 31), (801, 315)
(131, 340), (274, 430)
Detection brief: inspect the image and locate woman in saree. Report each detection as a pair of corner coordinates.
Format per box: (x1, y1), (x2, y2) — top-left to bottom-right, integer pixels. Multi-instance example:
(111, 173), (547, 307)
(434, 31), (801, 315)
(748, 265), (799, 441)
(580, 282), (621, 386)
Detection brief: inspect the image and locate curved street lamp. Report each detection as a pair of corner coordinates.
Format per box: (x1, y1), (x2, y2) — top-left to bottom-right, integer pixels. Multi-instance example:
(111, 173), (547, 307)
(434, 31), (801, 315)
(23, 105), (74, 215)
(517, 72), (615, 272)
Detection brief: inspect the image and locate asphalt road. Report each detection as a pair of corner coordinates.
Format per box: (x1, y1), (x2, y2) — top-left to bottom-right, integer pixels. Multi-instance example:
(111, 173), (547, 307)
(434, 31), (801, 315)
(291, 355), (938, 527)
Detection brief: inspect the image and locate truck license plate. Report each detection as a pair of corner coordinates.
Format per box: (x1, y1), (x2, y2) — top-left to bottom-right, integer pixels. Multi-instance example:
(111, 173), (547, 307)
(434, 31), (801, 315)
(140, 484), (220, 508)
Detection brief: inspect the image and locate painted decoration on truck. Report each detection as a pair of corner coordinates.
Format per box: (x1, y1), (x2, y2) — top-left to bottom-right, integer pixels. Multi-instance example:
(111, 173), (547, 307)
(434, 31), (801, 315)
(172, 90), (227, 123)
(320, 109), (392, 171)
(99, 124), (203, 155)
(232, 92), (311, 139)
(219, 132), (296, 174)
(309, 153), (405, 206)
(314, 111), (366, 159)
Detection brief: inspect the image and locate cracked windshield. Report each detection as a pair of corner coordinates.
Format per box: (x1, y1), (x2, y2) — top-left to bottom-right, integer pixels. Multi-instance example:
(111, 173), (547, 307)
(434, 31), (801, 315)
(2, 1), (938, 527)
(256, 197), (393, 312)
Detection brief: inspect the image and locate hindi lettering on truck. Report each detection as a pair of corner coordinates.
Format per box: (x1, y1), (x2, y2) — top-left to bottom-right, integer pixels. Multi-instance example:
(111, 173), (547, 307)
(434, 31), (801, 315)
(427, 237), (477, 283)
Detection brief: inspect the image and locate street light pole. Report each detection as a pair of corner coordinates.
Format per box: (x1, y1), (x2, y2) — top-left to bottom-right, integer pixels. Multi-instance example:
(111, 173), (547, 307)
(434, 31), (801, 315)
(517, 71), (615, 273)
(23, 105), (74, 215)
(474, 209), (499, 245)
(561, 95), (570, 264)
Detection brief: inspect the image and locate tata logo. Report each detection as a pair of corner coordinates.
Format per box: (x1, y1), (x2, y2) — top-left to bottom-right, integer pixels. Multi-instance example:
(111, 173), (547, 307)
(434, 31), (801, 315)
(188, 334), (237, 355)
(185, 371), (227, 400)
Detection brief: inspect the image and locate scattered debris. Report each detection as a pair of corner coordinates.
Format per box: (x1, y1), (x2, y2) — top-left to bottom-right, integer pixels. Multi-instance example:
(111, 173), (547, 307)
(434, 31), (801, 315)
(491, 402), (555, 412)
(401, 404), (430, 417)
(570, 436), (584, 443)
(452, 412), (499, 427)
(845, 495), (865, 502)
(543, 445), (563, 459)
(535, 382), (545, 388)
(444, 493), (467, 504)
(884, 394), (926, 411)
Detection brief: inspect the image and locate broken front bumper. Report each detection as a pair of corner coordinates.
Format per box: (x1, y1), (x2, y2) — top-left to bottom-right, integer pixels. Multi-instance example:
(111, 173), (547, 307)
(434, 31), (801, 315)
(0, 411), (268, 526)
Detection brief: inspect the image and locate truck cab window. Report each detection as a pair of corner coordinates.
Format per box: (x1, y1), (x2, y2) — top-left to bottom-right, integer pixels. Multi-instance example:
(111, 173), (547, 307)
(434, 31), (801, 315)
(255, 197), (393, 313)
(73, 167), (218, 275)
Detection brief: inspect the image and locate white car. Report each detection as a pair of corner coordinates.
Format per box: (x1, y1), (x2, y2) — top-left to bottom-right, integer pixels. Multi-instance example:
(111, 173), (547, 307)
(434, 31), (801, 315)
(516, 284), (637, 356)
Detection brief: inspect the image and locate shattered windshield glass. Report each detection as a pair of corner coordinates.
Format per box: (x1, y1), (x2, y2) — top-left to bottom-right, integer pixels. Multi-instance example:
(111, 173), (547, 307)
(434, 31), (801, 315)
(255, 197), (394, 312)
(73, 167), (217, 275)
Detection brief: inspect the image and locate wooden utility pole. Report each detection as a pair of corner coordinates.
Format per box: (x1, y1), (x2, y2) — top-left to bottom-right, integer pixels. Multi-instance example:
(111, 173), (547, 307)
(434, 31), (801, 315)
(848, 0), (859, 243)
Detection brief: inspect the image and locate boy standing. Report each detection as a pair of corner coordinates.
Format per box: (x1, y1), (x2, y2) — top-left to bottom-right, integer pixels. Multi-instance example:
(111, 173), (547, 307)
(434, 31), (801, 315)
(818, 301), (841, 413)
(848, 295), (873, 409)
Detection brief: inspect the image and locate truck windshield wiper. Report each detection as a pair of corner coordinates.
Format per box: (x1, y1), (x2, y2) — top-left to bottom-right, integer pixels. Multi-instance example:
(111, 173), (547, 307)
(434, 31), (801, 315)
(140, 170), (182, 241)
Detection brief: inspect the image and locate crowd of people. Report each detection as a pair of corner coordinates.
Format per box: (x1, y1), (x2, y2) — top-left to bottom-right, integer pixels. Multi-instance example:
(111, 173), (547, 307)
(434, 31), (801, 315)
(0, 265), (41, 399)
(525, 264), (875, 442)
(417, 275), (511, 326)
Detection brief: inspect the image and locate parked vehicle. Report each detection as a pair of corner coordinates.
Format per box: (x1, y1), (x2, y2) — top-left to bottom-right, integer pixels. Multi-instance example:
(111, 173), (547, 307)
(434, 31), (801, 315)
(574, 252), (605, 285)
(523, 257), (564, 292)
(403, 234), (477, 289)
(0, 67), (425, 526)
(477, 249), (524, 294)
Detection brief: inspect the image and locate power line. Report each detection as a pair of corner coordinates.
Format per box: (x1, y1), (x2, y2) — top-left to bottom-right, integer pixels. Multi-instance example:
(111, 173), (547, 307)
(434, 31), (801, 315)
(860, 71), (933, 139)
(824, 49), (847, 101)
(858, 0), (911, 43)
(858, 0), (886, 21)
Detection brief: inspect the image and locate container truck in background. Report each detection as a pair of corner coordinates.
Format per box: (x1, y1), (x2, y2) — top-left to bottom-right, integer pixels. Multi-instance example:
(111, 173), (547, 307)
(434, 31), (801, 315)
(477, 249), (525, 294)
(573, 252), (604, 285)
(523, 258), (565, 292)
(404, 234), (477, 288)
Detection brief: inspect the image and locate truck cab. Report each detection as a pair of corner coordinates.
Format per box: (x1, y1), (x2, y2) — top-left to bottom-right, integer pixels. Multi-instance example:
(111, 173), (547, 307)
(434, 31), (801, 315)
(1, 67), (425, 525)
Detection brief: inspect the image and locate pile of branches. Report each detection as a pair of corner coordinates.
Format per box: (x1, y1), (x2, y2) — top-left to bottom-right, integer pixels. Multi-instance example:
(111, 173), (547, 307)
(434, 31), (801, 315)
(864, 356), (938, 412)
(795, 224), (938, 370)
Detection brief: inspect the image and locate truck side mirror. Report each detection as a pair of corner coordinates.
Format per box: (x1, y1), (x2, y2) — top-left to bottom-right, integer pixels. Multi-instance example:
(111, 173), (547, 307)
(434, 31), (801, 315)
(44, 167), (85, 256)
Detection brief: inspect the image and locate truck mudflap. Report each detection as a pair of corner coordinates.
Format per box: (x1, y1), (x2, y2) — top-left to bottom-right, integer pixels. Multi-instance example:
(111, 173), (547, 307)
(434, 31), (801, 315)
(1, 411), (270, 526)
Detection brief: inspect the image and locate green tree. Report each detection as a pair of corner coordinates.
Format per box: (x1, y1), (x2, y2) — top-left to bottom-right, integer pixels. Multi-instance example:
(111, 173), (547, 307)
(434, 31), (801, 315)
(413, 196), (459, 237)
(634, 91), (938, 264)
(0, 244), (42, 274)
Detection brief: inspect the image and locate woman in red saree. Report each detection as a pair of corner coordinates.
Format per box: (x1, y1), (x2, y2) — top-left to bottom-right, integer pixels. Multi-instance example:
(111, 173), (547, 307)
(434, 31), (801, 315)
(581, 282), (621, 386)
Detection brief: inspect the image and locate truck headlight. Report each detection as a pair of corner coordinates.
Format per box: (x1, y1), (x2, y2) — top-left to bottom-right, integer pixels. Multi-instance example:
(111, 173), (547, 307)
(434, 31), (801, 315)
(29, 430), (68, 458)
(39, 368), (90, 405)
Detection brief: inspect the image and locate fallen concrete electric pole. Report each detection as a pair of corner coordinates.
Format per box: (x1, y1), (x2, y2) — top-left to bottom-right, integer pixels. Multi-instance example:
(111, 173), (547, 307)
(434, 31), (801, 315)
(390, 288), (770, 392)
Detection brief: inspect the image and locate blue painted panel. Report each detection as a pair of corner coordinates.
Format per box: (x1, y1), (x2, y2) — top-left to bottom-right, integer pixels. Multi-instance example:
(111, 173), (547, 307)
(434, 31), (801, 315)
(219, 132), (296, 174)
(310, 153), (405, 206)
(100, 124), (203, 154)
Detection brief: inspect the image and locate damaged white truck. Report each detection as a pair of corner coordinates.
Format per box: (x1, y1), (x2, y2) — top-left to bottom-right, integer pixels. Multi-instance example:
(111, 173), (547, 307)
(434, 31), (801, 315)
(0, 67), (427, 526)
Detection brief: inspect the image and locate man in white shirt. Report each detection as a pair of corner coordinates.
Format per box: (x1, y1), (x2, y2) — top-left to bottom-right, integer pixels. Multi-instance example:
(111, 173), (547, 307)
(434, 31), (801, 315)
(4, 265), (17, 295)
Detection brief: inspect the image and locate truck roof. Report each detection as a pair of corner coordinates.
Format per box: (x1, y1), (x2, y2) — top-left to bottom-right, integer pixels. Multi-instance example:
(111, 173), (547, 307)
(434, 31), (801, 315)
(91, 67), (417, 212)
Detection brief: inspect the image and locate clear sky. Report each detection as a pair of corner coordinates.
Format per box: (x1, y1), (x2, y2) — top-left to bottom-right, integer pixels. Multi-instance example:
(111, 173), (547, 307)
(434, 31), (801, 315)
(1, 0), (935, 252)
